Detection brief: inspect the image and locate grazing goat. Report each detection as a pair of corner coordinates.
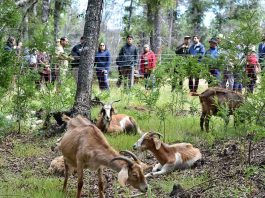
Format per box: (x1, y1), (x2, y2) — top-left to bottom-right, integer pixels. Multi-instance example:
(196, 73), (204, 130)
(133, 132), (202, 177)
(59, 115), (148, 198)
(192, 87), (244, 131)
(96, 100), (142, 135)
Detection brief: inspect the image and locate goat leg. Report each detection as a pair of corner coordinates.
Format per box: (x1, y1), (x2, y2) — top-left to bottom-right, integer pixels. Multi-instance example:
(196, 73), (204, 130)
(205, 115), (210, 132)
(76, 162), (84, 198)
(63, 160), (69, 192)
(146, 163), (175, 177)
(200, 113), (206, 131)
(98, 167), (105, 198)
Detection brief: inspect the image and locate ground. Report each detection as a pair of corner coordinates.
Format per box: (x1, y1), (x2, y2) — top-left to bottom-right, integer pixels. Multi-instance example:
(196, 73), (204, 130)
(0, 132), (264, 198)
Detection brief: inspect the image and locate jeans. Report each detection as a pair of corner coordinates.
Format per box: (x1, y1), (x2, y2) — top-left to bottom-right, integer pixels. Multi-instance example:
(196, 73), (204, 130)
(96, 69), (109, 90)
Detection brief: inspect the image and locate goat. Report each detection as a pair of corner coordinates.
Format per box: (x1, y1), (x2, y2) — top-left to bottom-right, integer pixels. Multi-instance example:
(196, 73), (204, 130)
(133, 132), (202, 177)
(192, 87), (244, 132)
(59, 115), (148, 198)
(96, 100), (142, 135)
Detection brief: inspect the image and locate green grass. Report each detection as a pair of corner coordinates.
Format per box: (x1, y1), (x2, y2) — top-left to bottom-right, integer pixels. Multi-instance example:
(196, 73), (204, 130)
(13, 142), (46, 158)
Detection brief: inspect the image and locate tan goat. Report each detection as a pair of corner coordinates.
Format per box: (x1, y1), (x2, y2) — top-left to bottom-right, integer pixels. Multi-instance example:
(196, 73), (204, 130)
(59, 115), (148, 198)
(96, 100), (142, 135)
(133, 132), (202, 177)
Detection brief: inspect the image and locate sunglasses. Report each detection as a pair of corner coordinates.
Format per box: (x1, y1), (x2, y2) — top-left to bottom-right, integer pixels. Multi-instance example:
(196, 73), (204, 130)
(100, 44), (105, 46)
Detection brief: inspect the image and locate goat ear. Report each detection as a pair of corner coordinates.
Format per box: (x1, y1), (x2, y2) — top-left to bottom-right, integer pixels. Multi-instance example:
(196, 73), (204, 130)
(154, 138), (162, 150)
(118, 167), (129, 187)
(62, 114), (71, 122)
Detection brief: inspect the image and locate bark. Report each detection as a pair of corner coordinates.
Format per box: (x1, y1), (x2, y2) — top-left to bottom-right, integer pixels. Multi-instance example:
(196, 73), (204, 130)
(152, 6), (162, 58)
(42, 0), (49, 23)
(54, 0), (61, 42)
(73, 0), (103, 118)
(127, 0), (133, 31)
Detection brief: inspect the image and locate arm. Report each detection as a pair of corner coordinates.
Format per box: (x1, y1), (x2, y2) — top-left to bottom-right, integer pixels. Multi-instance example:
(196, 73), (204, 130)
(71, 46), (80, 60)
(106, 51), (111, 72)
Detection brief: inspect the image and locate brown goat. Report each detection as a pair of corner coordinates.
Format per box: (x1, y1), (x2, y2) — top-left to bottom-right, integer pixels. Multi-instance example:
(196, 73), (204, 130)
(133, 132), (202, 177)
(192, 87), (244, 131)
(96, 100), (142, 135)
(59, 115), (148, 198)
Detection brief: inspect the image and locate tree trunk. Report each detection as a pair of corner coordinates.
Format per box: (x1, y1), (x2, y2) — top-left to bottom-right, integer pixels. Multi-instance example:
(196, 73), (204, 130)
(168, 8), (174, 48)
(42, 0), (50, 23)
(54, 0), (61, 42)
(152, 6), (162, 58)
(127, 0), (133, 31)
(73, 0), (103, 118)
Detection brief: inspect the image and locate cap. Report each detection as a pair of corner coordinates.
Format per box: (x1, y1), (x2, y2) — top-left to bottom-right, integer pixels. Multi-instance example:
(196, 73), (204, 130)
(209, 38), (218, 44)
(184, 36), (191, 39)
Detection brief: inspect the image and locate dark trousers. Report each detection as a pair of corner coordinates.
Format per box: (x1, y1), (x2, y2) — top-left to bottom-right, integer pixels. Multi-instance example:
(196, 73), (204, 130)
(246, 67), (257, 93)
(189, 76), (199, 92)
(96, 70), (109, 90)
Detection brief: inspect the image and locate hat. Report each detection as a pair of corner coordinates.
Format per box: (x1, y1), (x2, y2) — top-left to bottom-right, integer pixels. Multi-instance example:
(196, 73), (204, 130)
(209, 38), (218, 44)
(184, 36), (191, 39)
(217, 34), (224, 39)
(143, 44), (149, 48)
(250, 45), (256, 52)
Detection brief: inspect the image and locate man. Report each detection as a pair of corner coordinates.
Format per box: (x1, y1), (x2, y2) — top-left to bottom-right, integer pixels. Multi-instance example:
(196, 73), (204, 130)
(258, 35), (265, 70)
(173, 35), (191, 91)
(188, 35), (205, 93)
(205, 38), (220, 86)
(116, 35), (138, 88)
(54, 36), (74, 83)
(71, 36), (85, 81)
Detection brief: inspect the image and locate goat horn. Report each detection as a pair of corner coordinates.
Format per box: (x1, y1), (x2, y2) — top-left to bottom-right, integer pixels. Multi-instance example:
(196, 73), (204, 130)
(120, 150), (139, 162)
(111, 100), (121, 105)
(91, 100), (104, 106)
(150, 132), (163, 139)
(111, 156), (133, 166)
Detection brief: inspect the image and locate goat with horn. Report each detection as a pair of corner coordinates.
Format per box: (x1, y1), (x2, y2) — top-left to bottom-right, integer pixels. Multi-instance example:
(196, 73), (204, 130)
(133, 131), (202, 177)
(96, 100), (142, 135)
(59, 115), (148, 198)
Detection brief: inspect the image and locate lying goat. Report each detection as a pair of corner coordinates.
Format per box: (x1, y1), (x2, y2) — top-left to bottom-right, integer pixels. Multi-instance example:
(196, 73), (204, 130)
(96, 100), (142, 135)
(60, 115), (148, 198)
(192, 87), (244, 131)
(133, 132), (202, 177)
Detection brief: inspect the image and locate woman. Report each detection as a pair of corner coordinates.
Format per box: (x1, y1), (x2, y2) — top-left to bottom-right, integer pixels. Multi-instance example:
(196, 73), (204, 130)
(245, 47), (260, 93)
(139, 44), (156, 89)
(95, 43), (111, 90)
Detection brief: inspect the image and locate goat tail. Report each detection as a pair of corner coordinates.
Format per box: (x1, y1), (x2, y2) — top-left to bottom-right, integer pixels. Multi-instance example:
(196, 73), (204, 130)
(129, 117), (142, 135)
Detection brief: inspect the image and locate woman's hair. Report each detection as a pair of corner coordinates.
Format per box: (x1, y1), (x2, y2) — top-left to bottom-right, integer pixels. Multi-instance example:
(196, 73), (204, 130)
(98, 43), (107, 52)
(7, 36), (15, 46)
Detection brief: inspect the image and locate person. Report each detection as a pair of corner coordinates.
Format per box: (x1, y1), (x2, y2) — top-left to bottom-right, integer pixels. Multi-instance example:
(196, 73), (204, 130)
(71, 36), (85, 81)
(173, 35), (191, 91)
(188, 35), (205, 93)
(258, 35), (265, 70)
(37, 51), (51, 84)
(4, 36), (22, 55)
(116, 35), (138, 88)
(205, 38), (220, 86)
(29, 48), (38, 70)
(95, 42), (111, 90)
(139, 44), (156, 90)
(245, 46), (260, 93)
(54, 36), (74, 83)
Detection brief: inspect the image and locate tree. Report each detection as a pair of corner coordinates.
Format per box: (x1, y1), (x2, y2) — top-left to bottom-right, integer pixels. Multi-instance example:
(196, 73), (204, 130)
(72, 0), (103, 118)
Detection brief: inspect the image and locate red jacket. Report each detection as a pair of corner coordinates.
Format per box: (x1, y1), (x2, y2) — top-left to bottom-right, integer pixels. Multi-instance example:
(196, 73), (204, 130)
(140, 51), (156, 74)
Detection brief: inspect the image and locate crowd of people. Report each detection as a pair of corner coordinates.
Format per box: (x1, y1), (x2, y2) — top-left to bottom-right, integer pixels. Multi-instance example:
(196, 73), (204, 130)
(3, 33), (265, 93)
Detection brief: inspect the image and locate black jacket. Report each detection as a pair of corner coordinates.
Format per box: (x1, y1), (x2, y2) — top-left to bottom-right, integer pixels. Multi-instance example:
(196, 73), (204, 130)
(116, 44), (138, 67)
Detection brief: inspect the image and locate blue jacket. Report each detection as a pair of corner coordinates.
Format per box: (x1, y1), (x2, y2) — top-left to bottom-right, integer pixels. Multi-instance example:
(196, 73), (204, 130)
(258, 42), (265, 62)
(189, 43), (205, 61)
(205, 47), (219, 59)
(95, 50), (111, 71)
